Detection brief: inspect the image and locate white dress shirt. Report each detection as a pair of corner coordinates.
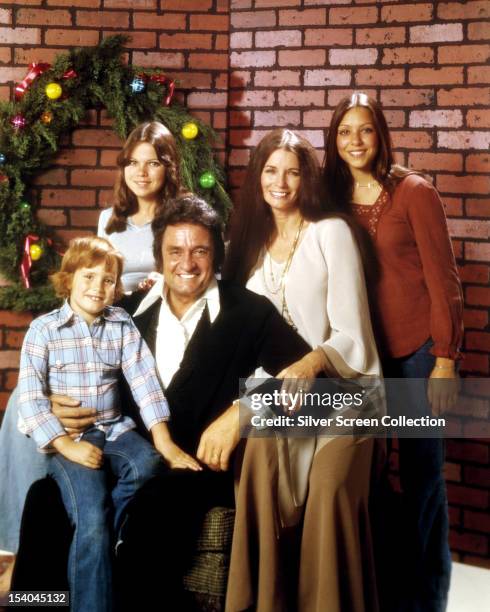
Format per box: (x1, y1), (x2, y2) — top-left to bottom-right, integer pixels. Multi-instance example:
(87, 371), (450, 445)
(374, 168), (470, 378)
(133, 274), (221, 388)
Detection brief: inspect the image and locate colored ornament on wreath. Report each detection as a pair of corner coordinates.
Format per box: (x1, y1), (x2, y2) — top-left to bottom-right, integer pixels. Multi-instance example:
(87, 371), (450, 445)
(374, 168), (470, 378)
(130, 77), (146, 93)
(45, 83), (62, 100)
(11, 114), (26, 130)
(41, 111), (53, 125)
(0, 154), (5, 165)
(30, 243), (43, 261)
(0, 173), (8, 183)
(199, 171), (216, 189)
(20, 201), (30, 211)
(181, 122), (199, 140)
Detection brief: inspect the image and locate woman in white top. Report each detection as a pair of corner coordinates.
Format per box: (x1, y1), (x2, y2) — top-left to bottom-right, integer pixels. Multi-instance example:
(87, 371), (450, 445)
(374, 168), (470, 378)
(223, 129), (381, 612)
(98, 121), (185, 293)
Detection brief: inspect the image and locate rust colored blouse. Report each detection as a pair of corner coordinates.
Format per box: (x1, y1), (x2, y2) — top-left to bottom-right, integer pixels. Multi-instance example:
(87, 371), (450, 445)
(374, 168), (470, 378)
(351, 174), (463, 360)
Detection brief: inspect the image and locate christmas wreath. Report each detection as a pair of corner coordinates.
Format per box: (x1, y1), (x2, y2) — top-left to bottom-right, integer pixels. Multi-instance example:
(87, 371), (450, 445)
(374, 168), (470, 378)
(0, 35), (232, 312)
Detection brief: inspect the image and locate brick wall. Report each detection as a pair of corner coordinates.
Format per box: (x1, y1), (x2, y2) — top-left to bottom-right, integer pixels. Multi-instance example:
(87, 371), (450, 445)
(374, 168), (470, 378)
(0, 0), (489, 565)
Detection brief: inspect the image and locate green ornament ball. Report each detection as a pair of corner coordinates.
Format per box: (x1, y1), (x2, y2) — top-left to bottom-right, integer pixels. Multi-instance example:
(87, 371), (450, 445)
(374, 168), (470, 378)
(20, 201), (30, 211)
(199, 171), (216, 189)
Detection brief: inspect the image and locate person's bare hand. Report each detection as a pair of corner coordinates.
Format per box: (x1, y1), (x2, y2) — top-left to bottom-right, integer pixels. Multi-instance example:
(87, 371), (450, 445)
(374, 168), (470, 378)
(137, 277), (157, 291)
(53, 436), (103, 469)
(428, 367), (460, 416)
(276, 349), (325, 413)
(197, 403), (240, 471)
(156, 440), (202, 471)
(50, 394), (96, 436)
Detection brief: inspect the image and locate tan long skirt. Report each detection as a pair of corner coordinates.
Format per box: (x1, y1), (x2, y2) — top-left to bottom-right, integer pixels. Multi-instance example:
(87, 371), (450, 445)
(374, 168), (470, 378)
(226, 436), (379, 612)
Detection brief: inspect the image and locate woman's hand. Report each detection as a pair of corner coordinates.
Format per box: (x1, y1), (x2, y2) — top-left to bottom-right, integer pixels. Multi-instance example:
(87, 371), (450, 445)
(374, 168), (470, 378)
(50, 395), (96, 439)
(276, 349), (326, 412)
(427, 358), (459, 416)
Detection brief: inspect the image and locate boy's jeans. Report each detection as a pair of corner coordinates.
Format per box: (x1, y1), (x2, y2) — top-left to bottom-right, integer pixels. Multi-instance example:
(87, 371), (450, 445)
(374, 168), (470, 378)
(50, 428), (163, 612)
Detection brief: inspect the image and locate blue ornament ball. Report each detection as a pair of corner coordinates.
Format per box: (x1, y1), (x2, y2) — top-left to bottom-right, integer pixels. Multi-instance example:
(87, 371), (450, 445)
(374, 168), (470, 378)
(130, 77), (146, 94)
(0, 154), (5, 165)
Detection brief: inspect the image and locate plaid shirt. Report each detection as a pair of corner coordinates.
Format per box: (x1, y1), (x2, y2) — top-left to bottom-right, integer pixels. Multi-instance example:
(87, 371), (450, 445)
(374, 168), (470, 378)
(18, 301), (170, 450)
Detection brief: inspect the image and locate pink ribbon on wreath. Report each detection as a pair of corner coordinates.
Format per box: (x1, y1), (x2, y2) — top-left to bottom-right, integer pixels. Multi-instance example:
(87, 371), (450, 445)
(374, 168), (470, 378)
(15, 63), (52, 100)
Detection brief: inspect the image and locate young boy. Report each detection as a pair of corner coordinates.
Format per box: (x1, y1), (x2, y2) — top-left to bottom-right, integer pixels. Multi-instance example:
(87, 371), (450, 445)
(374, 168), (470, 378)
(18, 236), (200, 612)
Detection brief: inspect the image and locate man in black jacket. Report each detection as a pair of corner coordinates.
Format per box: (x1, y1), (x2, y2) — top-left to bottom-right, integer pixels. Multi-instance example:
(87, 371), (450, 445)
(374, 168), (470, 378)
(13, 195), (310, 610)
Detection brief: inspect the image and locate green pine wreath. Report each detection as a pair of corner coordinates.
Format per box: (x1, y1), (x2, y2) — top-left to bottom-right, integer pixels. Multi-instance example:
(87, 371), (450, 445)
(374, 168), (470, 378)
(0, 35), (232, 312)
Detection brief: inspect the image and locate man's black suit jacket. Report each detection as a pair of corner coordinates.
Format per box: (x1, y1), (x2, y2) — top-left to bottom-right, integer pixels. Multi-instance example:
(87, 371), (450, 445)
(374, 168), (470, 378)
(13, 281), (310, 593)
(125, 280), (310, 452)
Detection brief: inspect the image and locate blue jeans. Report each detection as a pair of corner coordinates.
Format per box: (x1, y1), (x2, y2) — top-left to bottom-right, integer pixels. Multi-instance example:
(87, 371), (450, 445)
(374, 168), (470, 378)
(49, 428), (163, 612)
(384, 340), (451, 612)
(0, 387), (49, 553)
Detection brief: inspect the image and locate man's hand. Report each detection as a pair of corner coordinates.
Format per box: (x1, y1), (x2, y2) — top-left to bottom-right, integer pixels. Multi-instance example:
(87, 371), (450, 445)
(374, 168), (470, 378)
(52, 435), (103, 469)
(197, 403), (240, 472)
(428, 360), (459, 416)
(50, 394), (96, 438)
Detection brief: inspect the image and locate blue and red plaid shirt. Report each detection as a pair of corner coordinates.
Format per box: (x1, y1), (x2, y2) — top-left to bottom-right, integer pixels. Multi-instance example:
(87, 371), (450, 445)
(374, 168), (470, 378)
(18, 301), (170, 450)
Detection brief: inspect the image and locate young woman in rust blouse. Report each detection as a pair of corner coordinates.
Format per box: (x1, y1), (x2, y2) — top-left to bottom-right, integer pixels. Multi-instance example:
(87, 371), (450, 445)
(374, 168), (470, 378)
(323, 92), (463, 612)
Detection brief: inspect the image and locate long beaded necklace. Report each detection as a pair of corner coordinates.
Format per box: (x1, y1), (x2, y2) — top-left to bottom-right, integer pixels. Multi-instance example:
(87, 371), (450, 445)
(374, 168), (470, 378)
(262, 218), (305, 330)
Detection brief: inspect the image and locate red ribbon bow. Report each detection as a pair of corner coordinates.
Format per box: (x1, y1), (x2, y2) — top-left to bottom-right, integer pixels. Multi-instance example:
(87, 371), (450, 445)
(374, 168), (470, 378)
(15, 63), (51, 100)
(139, 73), (175, 106)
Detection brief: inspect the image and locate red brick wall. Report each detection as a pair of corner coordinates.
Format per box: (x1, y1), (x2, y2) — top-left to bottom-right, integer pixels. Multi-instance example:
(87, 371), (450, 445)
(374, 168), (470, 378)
(0, 0), (489, 565)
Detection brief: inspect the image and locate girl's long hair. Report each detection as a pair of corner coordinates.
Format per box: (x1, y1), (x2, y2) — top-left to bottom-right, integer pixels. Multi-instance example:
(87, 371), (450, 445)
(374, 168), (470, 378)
(104, 121), (183, 234)
(323, 92), (417, 214)
(223, 128), (337, 285)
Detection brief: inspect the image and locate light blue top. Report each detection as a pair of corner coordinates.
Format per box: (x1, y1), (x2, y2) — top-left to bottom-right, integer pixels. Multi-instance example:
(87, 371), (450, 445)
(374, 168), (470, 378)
(97, 207), (156, 293)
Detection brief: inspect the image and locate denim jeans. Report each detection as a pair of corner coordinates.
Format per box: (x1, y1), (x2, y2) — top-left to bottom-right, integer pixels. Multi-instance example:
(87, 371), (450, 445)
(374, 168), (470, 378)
(0, 387), (49, 553)
(49, 428), (163, 612)
(383, 340), (451, 612)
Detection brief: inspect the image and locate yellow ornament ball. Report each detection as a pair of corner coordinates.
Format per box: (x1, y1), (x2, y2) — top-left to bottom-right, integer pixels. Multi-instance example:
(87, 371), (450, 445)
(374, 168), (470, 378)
(45, 83), (62, 100)
(30, 243), (43, 261)
(181, 122), (199, 140)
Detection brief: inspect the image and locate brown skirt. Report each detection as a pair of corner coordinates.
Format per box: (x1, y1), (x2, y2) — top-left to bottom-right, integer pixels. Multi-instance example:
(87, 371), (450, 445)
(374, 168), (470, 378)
(226, 436), (379, 612)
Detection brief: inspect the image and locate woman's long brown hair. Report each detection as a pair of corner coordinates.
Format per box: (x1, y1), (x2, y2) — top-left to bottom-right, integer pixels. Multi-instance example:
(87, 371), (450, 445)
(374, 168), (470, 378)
(104, 121), (183, 234)
(223, 128), (338, 285)
(323, 92), (417, 214)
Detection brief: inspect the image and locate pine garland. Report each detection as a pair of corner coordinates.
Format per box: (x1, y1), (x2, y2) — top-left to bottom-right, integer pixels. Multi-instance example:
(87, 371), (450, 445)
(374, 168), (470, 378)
(0, 35), (232, 312)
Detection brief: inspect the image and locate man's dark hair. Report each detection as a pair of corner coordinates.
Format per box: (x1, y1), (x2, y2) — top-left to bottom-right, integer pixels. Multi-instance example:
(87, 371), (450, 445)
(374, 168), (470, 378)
(152, 195), (225, 273)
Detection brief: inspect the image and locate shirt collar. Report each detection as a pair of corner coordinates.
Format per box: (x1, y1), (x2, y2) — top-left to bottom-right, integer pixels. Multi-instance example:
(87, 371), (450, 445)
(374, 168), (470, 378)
(133, 273), (220, 323)
(56, 300), (130, 327)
